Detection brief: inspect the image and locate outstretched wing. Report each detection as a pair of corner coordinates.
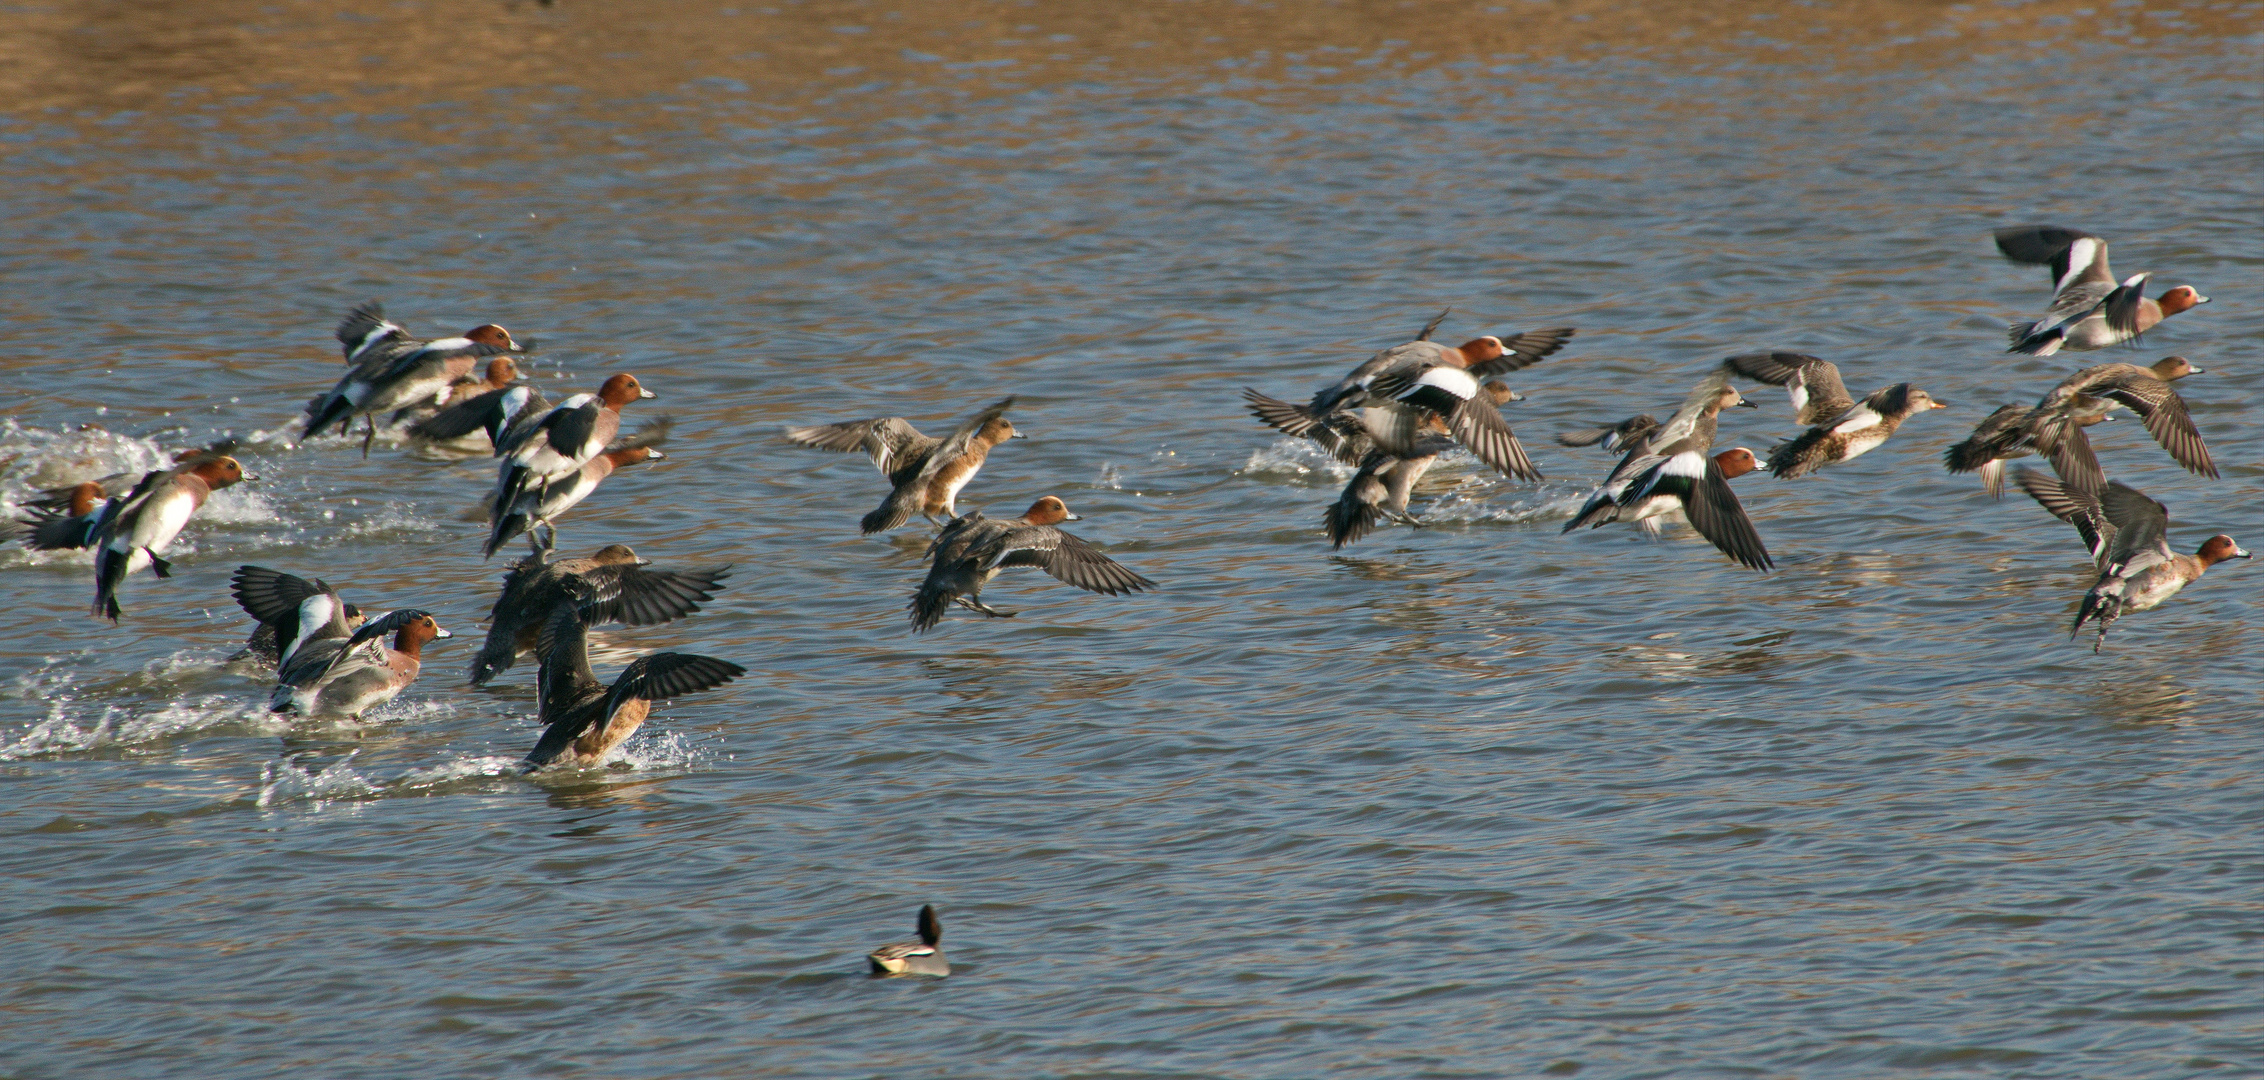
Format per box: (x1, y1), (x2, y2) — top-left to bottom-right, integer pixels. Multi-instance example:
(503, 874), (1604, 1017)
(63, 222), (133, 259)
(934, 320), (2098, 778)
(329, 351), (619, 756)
(783, 416), (932, 477)
(2090, 376), (2214, 479)
(2098, 481), (2172, 570)
(1465, 327), (1578, 378)
(995, 528), (1158, 596)
(575, 564), (733, 627)
(862, 397), (1015, 533)
(2012, 467), (2113, 567)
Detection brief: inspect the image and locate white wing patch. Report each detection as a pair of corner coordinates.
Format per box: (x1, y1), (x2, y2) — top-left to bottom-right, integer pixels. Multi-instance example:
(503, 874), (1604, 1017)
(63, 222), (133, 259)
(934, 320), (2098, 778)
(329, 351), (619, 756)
(1831, 407), (1884, 436)
(1412, 365), (1477, 400)
(2058, 237), (2102, 292)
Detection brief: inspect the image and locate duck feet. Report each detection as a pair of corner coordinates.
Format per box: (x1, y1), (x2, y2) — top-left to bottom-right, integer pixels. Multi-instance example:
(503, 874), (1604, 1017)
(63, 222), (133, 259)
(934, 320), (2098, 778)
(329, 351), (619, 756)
(954, 597), (1016, 619)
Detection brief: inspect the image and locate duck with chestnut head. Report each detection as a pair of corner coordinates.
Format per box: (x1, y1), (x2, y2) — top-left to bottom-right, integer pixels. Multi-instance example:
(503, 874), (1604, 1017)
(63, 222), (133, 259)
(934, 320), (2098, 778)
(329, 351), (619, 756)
(909, 496), (1157, 632)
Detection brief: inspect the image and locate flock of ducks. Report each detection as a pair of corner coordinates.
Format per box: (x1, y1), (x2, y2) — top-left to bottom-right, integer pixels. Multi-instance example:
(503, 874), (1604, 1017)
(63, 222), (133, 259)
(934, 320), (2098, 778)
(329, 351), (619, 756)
(2, 223), (2233, 973)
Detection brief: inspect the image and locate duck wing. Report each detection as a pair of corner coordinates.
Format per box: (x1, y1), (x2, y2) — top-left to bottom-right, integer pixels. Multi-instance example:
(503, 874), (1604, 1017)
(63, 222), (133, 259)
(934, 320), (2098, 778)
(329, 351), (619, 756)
(994, 527), (1158, 595)
(2088, 375), (2215, 478)
(1626, 452), (1773, 571)
(594, 653), (746, 736)
(1993, 226), (2110, 291)
(1722, 352), (1852, 426)
(784, 416), (935, 478)
(2098, 481), (2173, 571)
(2013, 467), (2114, 568)
(533, 605), (603, 718)
(1371, 366), (1539, 480)
(1465, 327), (1578, 378)
(575, 563), (733, 628)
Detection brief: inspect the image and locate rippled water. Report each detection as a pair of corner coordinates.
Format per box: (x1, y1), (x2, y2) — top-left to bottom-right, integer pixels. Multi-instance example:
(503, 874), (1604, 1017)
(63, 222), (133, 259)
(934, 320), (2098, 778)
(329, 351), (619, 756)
(4, 2), (2262, 1076)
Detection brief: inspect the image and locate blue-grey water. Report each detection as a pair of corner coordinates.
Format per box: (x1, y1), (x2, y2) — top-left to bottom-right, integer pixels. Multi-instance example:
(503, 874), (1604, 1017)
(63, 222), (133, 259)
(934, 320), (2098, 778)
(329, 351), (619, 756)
(3, 3), (2262, 1076)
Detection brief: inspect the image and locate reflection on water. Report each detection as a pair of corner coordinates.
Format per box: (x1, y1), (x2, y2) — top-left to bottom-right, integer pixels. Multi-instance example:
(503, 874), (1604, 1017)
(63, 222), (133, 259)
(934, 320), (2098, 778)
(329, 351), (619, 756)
(2, 0), (2260, 1077)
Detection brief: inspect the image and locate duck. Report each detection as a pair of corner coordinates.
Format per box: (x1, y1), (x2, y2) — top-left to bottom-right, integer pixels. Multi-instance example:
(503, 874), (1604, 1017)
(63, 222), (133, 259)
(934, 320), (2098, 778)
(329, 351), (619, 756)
(15, 480), (123, 551)
(1722, 352), (1854, 426)
(1304, 309), (1574, 415)
(1995, 225), (2208, 355)
(1315, 382), (1522, 549)
(868, 905), (949, 977)
(1286, 314), (1569, 482)
(1555, 414), (1660, 453)
(469, 543), (731, 687)
(270, 609), (451, 718)
(408, 379), (550, 451)
(520, 606), (744, 771)
(485, 373), (655, 553)
(1943, 406), (2112, 498)
(1762, 383), (1947, 479)
(227, 566), (367, 668)
(304, 313), (525, 456)
(2013, 469), (2248, 651)
(910, 496), (1157, 632)
(485, 419), (672, 557)
(784, 397), (1024, 534)
(392, 355), (523, 436)
(89, 451), (249, 622)
(2018, 357), (2215, 493)
(1566, 447), (1772, 570)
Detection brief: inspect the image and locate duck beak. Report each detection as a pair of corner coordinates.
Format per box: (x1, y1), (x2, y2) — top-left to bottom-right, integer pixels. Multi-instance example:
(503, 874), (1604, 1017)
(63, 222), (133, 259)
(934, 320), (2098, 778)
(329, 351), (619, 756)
(640, 388), (657, 399)
(2237, 546), (2252, 559)
(1931, 400), (1950, 409)
(2187, 367), (2208, 377)
(647, 449), (667, 460)
(1734, 399), (1759, 408)
(1011, 431), (1028, 439)
(1063, 512), (1083, 521)
(435, 626), (454, 638)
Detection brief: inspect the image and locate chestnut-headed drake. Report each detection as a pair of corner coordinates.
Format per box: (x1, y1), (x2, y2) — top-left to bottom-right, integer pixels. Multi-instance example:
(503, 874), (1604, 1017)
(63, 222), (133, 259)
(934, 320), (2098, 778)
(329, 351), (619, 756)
(89, 451), (249, 622)
(2015, 469), (2247, 652)
(484, 373), (653, 553)
(1995, 225), (2208, 355)
(228, 565), (367, 668)
(485, 418), (671, 558)
(270, 609), (451, 719)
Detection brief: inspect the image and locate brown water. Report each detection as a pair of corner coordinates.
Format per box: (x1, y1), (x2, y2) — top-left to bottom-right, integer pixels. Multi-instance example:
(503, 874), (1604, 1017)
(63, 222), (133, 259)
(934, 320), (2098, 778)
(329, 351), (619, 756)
(4, 2), (2262, 1076)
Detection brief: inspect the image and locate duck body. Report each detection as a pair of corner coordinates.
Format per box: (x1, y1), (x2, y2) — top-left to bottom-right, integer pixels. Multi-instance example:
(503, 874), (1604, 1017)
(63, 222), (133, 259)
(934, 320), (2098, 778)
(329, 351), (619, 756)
(1763, 383), (1945, 479)
(485, 420), (669, 558)
(305, 314), (522, 450)
(228, 565), (366, 667)
(89, 454), (246, 622)
(868, 905), (948, 977)
(486, 374), (653, 552)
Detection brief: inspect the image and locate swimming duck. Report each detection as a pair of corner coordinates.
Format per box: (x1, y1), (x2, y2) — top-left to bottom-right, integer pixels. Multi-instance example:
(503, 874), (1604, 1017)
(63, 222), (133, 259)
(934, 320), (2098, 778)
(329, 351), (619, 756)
(89, 451), (248, 622)
(1556, 414), (1661, 452)
(485, 418), (672, 557)
(2019, 357), (2215, 493)
(305, 312), (525, 456)
(1995, 226), (2208, 355)
(910, 496), (1156, 632)
(784, 397), (1024, 534)
(469, 543), (731, 687)
(868, 905), (949, 977)
(2013, 469), (2248, 651)
(270, 608), (451, 718)
(1314, 382), (1522, 549)
(520, 606), (744, 771)
(228, 566), (367, 668)
(485, 373), (655, 553)
(1762, 383), (1947, 479)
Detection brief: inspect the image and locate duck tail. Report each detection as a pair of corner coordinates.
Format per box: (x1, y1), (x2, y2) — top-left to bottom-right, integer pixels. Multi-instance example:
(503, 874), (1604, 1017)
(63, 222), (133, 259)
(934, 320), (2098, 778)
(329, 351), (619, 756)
(467, 638), (517, 687)
(1763, 433), (1823, 479)
(2005, 320), (2064, 356)
(302, 394), (353, 440)
(863, 486), (921, 535)
(483, 510), (526, 560)
(907, 586), (953, 633)
(90, 548), (126, 622)
(1325, 492), (1382, 550)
